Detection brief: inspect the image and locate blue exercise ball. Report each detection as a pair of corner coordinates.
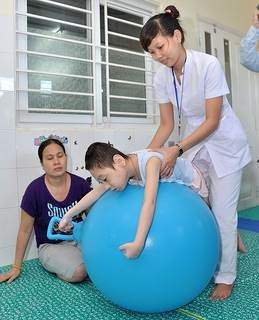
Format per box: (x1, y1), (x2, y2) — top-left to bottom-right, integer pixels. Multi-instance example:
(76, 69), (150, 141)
(81, 183), (220, 313)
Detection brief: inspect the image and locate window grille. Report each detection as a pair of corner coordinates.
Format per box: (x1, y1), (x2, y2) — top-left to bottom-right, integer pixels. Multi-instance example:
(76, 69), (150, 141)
(16, 0), (157, 123)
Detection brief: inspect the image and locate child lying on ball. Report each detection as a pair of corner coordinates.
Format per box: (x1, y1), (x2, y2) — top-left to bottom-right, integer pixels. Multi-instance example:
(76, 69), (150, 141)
(59, 142), (246, 258)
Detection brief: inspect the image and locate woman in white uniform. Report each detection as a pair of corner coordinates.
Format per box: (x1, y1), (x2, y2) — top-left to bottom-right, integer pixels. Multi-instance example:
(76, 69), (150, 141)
(140, 5), (251, 300)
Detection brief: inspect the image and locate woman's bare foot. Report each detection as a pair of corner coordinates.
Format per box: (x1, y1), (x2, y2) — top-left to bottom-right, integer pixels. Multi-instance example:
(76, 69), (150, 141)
(210, 283), (233, 300)
(237, 233), (247, 253)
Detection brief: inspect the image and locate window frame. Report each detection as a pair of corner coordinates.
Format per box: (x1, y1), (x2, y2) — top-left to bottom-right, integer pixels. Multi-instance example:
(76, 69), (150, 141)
(15, 0), (159, 125)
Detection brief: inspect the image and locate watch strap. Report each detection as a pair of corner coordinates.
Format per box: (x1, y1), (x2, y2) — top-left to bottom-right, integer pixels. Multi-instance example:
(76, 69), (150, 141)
(175, 143), (184, 157)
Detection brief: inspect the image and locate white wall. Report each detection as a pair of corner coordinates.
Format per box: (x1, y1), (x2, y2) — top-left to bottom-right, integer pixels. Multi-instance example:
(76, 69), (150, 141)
(0, 0), (20, 265)
(1, 0), (259, 266)
(160, 0), (258, 49)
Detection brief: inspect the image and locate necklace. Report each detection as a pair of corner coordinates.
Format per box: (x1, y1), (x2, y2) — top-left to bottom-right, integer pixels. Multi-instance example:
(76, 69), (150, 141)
(172, 58), (186, 142)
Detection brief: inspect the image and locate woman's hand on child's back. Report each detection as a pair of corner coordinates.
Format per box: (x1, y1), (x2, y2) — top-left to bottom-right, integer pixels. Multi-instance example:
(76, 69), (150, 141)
(119, 241), (144, 259)
(150, 146), (178, 178)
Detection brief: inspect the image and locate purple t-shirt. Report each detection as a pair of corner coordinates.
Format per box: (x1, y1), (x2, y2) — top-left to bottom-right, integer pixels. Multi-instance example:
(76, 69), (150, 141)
(21, 173), (91, 247)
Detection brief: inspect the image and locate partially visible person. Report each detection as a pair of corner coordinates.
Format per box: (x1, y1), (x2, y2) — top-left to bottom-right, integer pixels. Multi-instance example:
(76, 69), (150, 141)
(240, 5), (259, 72)
(0, 138), (92, 284)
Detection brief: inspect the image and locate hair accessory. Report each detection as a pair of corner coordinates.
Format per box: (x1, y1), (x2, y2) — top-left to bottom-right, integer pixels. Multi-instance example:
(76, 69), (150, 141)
(164, 9), (172, 14)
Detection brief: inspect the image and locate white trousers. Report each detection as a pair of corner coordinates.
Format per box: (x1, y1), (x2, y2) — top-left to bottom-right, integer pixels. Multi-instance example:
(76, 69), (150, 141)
(191, 147), (243, 284)
(208, 165), (243, 284)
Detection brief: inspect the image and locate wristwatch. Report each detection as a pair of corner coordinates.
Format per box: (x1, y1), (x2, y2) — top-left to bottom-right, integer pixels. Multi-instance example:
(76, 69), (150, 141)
(175, 143), (184, 157)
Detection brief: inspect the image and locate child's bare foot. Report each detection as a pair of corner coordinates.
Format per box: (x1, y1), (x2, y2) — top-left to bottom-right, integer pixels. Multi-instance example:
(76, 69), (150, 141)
(237, 233), (247, 253)
(210, 283), (233, 300)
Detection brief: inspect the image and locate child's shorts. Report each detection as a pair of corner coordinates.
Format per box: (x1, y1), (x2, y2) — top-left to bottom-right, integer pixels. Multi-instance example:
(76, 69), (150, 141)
(191, 163), (209, 199)
(38, 241), (85, 279)
(190, 147), (212, 201)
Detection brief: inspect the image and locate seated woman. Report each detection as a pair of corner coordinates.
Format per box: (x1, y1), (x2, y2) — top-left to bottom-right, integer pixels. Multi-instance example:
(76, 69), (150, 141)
(0, 138), (92, 283)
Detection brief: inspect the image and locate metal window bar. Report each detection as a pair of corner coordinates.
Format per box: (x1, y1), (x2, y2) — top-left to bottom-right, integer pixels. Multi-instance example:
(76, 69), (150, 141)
(103, 45), (147, 58)
(99, 45), (156, 74)
(108, 62), (146, 72)
(18, 88), (94, 96)
(110, 111), (159, 117)
(73, 59), (154, 74)
(110, 95), (155, 102)
(92, 0), (102, 124)
(16, 0), (28, 115)
(28, 108), (94, 114)
(104, 1), (111, 120)
(91, 0), (97, 125)
(110, 79), (153, 87)
(106, 0), (147, 18)
(100, 46), (156, 75)
(17, 69), (94, 80)
(17, 31), (93, 46)
(16, 12), (93, 31)
(107, 31), (139, 42)
(33, 0), (92, 14)
(17, 49), (93, 63)
(107, 15), (143, 28)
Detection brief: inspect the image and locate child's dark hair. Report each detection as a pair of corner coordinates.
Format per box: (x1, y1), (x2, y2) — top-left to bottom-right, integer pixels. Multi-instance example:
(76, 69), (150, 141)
(85, 142), (128, 170)
(38, 138), (66, 163)
(140, 5), (185, 52)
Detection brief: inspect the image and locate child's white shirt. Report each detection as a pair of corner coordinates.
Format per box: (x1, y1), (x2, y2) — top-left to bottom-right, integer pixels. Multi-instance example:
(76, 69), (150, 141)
(128, 149), (194, 187)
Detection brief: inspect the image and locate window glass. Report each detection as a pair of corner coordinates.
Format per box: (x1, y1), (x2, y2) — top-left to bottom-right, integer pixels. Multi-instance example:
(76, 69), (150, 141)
(16, 0), (154, 121)
(22, 0), (93, 113)
(100, 5), (146, 118)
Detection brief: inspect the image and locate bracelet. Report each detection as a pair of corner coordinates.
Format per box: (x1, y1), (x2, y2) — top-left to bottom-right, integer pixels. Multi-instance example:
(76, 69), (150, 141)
(175, 143), (184, 157)
(13, 264), (22, 271)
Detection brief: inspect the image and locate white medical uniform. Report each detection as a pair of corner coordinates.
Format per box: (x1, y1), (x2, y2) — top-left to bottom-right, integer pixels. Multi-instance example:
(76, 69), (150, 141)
(154, 49), (251, 284)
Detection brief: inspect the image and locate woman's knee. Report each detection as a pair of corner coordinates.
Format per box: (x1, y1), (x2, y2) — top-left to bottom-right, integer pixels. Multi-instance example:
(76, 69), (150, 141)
(71, 264), (87, 282)
(57, 263), (87, 283)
